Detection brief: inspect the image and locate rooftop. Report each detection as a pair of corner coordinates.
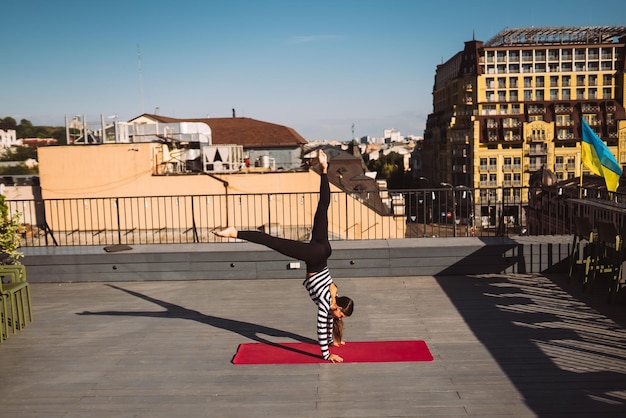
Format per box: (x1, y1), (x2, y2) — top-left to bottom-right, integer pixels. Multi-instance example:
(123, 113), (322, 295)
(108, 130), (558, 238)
(484, 26), (626, 47)
(137, 114), (308, 148)
(2, 248), (626, 416)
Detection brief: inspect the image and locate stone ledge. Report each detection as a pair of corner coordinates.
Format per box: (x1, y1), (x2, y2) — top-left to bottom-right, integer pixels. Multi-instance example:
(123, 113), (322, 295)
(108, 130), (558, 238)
(21, 236), (574, 282)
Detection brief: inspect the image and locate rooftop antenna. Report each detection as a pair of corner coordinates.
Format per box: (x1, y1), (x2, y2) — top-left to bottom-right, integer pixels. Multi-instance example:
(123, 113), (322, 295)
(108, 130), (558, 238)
(137, 44), (145, 114)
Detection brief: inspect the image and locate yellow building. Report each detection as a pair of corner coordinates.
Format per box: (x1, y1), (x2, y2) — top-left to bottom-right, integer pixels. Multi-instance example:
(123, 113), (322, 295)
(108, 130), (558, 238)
(423, 26), (626, 223)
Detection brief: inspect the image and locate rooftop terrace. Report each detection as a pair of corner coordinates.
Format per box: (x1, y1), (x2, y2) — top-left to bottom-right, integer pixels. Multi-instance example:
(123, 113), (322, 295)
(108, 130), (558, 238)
(1, 268), (626, 416)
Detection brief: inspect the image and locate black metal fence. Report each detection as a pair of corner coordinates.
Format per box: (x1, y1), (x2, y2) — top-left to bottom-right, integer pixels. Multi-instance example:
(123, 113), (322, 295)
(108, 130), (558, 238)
(5, 185), (584, 247)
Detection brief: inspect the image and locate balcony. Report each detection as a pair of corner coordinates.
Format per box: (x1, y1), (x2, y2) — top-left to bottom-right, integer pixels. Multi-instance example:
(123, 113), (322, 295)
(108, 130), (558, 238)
(502, 121), (521, 128)
(554, 104), (573, 113)
(527, 105), (545, 114)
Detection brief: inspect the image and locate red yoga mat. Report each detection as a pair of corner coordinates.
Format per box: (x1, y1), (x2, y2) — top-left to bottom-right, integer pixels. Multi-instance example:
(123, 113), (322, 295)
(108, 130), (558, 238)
(232, 340), (433, 365)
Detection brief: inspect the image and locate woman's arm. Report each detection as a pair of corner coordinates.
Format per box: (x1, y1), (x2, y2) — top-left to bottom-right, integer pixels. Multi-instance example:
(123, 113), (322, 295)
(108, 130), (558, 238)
(329, 283), (338, 309)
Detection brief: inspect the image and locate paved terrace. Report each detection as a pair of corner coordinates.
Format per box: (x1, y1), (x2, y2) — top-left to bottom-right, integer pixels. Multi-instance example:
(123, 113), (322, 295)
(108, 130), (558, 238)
(2, 260), (626, 416)
(0, 238), (626, 418)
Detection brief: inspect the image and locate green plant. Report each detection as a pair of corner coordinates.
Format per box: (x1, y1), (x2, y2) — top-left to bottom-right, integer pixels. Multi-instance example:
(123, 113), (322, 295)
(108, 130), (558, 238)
(0, 195), (23, 264)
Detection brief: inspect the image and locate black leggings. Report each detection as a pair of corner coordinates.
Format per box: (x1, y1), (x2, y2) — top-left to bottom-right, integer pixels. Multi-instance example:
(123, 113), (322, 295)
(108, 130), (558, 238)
(237, 173), (332, 273)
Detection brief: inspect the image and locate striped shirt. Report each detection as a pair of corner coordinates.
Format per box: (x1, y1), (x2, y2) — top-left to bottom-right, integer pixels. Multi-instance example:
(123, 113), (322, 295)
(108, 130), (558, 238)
(302, 267), (333, 360)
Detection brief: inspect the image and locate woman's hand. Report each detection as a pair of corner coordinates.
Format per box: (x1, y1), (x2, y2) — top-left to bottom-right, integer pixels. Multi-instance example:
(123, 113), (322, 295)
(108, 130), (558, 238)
(328, 354), (343, 363)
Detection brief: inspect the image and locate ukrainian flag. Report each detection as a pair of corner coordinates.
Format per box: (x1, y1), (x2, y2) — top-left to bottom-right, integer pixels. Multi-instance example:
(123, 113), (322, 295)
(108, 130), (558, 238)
(581, 118), (622, 192)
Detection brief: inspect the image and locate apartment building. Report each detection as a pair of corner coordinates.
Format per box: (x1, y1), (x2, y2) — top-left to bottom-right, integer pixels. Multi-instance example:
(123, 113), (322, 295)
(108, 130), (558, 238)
(421, 26), (626, 223)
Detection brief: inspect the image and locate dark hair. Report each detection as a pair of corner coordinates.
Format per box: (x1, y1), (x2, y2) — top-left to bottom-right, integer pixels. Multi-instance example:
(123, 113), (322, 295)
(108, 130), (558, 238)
(336, 296), (354, 316)
(332, 296), (354, 345)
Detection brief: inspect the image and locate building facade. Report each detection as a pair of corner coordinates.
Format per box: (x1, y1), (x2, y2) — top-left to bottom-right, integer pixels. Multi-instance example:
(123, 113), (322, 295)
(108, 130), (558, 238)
(421, 26), (626, 223)
(0, 124), (19, 148)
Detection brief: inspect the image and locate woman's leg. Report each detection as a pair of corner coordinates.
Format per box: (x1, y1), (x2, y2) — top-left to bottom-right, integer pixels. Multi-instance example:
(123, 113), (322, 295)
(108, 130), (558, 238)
(236, 230), (312, 262)
(310, 173), (330, 244)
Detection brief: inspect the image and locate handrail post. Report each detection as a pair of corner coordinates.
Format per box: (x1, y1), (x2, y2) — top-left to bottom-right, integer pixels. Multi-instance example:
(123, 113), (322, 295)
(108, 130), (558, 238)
(116, 197), (121, 245)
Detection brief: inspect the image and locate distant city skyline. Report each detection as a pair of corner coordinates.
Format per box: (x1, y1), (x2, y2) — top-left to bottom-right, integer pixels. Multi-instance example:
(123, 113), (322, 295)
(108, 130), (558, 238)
(2, 0), (623, 141)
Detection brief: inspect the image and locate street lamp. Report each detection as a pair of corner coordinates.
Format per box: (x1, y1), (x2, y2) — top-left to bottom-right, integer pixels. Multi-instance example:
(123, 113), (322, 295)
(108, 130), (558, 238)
(456, 185), (474, 236)
(418, 177), (433, 236)
(440, 182), (457, 237)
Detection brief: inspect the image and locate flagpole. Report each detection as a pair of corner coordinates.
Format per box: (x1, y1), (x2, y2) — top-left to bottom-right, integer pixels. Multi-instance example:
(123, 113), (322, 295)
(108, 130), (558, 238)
(579, 161), (583, 199)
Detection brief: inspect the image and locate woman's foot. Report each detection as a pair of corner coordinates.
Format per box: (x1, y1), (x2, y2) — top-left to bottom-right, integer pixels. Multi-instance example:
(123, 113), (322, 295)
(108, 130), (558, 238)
(332, 341), (346, 347)
(213, 226), (238, 238)
(318, 150), (328, 172)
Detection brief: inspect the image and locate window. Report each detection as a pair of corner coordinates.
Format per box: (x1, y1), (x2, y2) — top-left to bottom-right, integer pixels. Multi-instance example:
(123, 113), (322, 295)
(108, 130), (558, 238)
(535, 50), (546, 61)
(524, 90), (532, 101)
(524, 77), (533, 88)
(603, 88), (612, 99)
(480, 158), (487, 170)
(509, 77), (518, 88)
(498, 78), (507, 88)
(555, 156), (564, 170)
(562, 49), (572, 60)
(562, 89), (571, 100)
(550, 89), (559, 100)
(548, 50), (559, 61)
(556, 114), (571, 126)
(536, 90), (544, 101)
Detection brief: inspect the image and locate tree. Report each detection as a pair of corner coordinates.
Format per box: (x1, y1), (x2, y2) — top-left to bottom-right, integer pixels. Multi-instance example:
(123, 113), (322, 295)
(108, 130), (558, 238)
(17, 119), (35, 138)
(367, 151), (411, 189)
(1, 117), (17, 127)
(0, 146), (37, 162)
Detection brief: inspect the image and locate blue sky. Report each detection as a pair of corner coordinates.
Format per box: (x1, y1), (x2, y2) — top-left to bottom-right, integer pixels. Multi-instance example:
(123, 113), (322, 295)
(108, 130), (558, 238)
(2, 0), (624, 141)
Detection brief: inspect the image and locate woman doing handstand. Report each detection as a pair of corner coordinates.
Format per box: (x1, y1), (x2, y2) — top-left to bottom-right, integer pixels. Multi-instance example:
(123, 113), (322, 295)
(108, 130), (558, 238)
(214, 150), (354, 363)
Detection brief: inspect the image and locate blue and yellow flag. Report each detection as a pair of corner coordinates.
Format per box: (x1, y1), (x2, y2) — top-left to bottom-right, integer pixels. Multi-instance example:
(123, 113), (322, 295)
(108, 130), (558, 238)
(581, 118), (622, 192)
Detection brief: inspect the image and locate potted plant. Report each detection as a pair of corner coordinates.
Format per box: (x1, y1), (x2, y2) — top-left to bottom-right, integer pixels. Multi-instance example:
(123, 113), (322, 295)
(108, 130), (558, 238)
(0, 195), (23, 265)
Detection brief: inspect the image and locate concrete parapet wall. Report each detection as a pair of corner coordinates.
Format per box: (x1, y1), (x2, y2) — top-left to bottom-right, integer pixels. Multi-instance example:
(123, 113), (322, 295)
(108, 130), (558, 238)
(20, 236), (573, 283)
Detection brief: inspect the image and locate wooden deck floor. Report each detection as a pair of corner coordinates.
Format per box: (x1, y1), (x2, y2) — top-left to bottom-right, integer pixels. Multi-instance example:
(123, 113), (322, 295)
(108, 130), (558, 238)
(1, 273), (626, 417)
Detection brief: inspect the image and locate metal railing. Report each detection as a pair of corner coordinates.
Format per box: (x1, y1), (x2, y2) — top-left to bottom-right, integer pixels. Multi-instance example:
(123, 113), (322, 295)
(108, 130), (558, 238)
(9, 184), (615, 247)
